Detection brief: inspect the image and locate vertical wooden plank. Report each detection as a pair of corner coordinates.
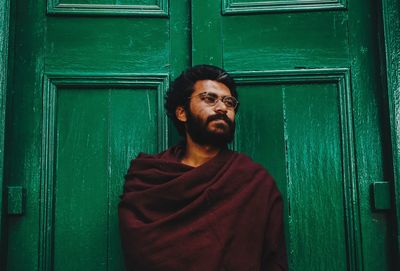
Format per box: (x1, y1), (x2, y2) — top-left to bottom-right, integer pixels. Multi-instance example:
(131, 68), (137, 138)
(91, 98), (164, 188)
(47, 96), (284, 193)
(235, 84), (286, 194)
(0, 0), (10, 265)
(191, 0), (223, 66)
(108, 88), (159, 270)
(348, 0), (394, 269)
(235, 83), (289, 249)
(5, 0), (46, 269)
(169, 0), (190, 80)
(284, 83), (347, 270)
(169, 0), (191, 145)
(382, 0), (400, 264)
(54, 88), (109, 271)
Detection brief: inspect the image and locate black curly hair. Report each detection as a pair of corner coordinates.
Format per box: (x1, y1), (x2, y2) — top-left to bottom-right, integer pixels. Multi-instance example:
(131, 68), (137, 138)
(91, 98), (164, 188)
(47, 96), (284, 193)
(165, 65), (238, 136)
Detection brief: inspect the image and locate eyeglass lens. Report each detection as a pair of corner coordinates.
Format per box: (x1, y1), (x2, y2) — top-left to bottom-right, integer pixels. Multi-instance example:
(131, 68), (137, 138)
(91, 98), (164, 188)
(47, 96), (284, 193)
(201, 93), (238, 109)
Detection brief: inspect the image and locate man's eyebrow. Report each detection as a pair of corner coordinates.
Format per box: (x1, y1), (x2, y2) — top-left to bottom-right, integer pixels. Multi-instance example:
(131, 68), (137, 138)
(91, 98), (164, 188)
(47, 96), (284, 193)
(201, 92), (231, 97)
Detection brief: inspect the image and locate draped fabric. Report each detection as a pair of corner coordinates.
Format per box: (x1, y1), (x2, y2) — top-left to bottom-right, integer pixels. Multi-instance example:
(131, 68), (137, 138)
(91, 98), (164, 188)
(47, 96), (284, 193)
(118, 145), (287, 271)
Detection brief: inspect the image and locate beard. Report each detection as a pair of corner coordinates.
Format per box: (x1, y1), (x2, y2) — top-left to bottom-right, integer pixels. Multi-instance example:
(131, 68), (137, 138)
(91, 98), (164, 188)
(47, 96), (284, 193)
(185, 109), (235, 148)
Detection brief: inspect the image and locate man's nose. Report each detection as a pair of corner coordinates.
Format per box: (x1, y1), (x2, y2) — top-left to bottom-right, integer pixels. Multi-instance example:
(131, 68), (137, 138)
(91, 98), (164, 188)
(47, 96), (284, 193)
(213, 99), (228, 113)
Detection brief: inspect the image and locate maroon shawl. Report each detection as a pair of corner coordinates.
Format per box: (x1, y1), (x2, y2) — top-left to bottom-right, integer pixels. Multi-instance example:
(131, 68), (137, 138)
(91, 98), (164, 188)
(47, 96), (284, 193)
(118, 145), (287, 271)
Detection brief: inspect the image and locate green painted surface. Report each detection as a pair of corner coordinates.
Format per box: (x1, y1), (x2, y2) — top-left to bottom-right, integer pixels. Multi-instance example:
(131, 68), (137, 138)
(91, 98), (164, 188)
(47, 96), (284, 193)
(233, 70), (357, 270)
(2, 0), (398, 270)
(192, 0), (223, 66)
(0, 0), (9, 266)
(382, 0), (400, 261)
(37, 75), (167, 270)
(372, 182), (391, 211)
(46, 18), (170, 73)
(52, 87), (160, 270)
(283, 83), (346, 270)
(347, 0), (395, 269)
(54, 89), (111, 270)
(222, 0), (395, 268)
(223, 11), (349, 70)
(6, 187), (24, 215)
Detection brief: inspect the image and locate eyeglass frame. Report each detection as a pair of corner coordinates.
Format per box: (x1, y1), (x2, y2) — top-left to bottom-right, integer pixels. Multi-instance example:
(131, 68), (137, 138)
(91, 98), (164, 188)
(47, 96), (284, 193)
(187, 91), (239, 110)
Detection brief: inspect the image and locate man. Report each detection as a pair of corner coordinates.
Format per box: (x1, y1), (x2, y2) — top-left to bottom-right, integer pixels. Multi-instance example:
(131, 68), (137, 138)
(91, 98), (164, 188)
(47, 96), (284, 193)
(119, 65), (287, 271)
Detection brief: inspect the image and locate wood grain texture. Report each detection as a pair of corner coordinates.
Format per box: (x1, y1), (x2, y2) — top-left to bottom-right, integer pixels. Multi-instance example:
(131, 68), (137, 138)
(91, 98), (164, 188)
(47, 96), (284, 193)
(382, 0), (400, 263)
(46, 17), (170, 73)
(223, 11), (349, 70)
(168, 0), (190, 145)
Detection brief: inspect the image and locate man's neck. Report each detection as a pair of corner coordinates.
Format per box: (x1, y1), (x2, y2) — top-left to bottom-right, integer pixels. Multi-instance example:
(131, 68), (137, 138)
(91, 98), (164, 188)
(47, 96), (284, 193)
(180, 136), (222, 167)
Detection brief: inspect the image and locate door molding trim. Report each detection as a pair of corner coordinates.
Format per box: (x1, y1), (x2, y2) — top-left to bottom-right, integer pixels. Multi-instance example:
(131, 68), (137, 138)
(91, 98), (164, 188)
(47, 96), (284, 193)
(0, 0), (10, 264)
(47, 0), (169, 17)
(222, 0), (347, 15)
(381, 0), (400, 261)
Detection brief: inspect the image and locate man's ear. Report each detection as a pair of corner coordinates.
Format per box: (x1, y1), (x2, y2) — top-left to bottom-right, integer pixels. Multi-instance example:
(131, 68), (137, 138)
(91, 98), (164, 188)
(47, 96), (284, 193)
(175, 106), (187, 122)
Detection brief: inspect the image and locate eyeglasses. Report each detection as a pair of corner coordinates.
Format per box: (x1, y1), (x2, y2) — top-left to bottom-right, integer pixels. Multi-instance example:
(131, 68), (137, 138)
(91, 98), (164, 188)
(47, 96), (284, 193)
(188, 92), (239, 110)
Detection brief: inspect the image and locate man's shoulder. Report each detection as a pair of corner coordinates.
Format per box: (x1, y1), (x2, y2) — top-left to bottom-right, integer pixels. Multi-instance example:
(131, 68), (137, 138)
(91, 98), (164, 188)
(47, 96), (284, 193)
(128, 145), (183, 170)
(230, 150), (271, 175)
(228, 151), (280, 193)
(134, 150), (166, 160)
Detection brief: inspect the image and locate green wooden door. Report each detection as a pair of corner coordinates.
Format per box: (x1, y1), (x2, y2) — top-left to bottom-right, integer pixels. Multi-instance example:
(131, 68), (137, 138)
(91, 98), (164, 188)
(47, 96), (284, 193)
(193, 1), (395, 270)
(4, 0), (396, 270)
(5, 0), (188, 270)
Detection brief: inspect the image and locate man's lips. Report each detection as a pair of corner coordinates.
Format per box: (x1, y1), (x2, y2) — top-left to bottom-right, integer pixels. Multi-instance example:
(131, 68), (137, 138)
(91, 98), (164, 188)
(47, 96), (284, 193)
(207, 114), (232, 127)
(210, 119), (227, 123)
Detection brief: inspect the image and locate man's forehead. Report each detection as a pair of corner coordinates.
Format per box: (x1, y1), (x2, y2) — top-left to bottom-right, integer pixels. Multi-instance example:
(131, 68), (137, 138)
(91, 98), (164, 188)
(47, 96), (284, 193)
(192, 80), (232, 96)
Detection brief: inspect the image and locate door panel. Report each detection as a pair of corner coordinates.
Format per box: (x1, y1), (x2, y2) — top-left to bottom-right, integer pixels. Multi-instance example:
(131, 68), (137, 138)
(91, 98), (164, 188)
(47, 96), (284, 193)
(284, 81), (348, 270)
(234, 70), (354, 270)
(46, 18), (170, 73)
(39, 76), (168, 270)
(54, 88), (111, 270)
(223, 11), (349, 70)
(49, 80), (166, 271)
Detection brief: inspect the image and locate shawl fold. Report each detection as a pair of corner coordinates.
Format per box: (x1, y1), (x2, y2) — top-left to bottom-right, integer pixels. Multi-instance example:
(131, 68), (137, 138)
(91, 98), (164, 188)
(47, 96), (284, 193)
(119, 145), (287, 271)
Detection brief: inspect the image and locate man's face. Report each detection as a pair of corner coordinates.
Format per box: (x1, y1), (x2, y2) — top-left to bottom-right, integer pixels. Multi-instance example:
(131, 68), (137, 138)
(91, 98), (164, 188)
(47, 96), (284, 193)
(185, 80), (236, 147)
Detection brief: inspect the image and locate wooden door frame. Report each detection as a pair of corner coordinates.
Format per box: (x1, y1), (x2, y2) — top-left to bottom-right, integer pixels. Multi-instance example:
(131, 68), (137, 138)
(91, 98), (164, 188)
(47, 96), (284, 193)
(0, 0), (399, 267)
(381, 0), (400, 260)
(0, 0), (10, 266)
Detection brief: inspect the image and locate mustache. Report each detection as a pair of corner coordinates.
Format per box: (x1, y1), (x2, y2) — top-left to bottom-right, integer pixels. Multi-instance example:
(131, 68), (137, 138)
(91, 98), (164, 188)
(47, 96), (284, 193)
(207, 114), (234, 127)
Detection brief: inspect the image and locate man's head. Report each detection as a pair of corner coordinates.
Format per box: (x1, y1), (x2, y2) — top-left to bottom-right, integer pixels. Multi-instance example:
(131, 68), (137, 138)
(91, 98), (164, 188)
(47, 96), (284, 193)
(165, 65), (238, 147)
